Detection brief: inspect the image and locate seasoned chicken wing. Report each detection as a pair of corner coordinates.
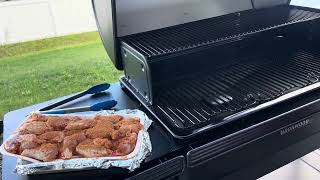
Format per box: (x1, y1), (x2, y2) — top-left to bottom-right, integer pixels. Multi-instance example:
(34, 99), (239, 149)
(18, 121), (52, 135)
(111, 129), (127, 140)
(60, 140), (77, 159)
(114, 118), (142, 130)
(46, 116), (71, 130)
(95, 121), (113, 129)
(60, 132), (86, 159)
(93, 138), (113, 149)
(94, 115), (123, 125)
(64, 129), (83, 136)
(78, 139), (94, 146)
(17, 134), (45, 152)
(111, 119), (143, 140)
(92, 138), (105, 146)
(21, 143), (59, 161)
(85, 126), (114, 139)
(4, 134), (45, 154)
(77, 138), (113, 148)
(65, 119), (95, 130)
(38, 131), (65, 143)
(113, 133), (138, 156)
(4, 136), (20, 154)
(76, 144), (112, 158)
(27, 113), (48, 122)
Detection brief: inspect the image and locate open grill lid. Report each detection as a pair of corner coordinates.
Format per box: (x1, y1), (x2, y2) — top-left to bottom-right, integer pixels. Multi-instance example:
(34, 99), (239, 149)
(92, 0), (289, 70)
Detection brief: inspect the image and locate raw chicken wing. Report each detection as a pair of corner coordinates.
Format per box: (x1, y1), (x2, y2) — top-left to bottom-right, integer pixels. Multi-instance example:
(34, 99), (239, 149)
(78, 139), (94, 146)
(65, 119), (95, 130)
(76, 144), (112, 158)
(27, 113), (48, 122)
(18, 121), (52, 135)
(18, 134), (45, 152)
(60, 132), (86, 159)
(85, 126), (114, 139)
(21, 143), (59, 161)
(39, 131), (65, 143)
(21, 144), (59, 161)
(93, 138), (113, 149)
(64, 129), (83, 136)
(4, 136), (20, 154)
(114, 118), (142, 130)
(46, 116), (71, 130)
(113, 133), (138, 156)
(112, 119), (143, 140)
(94, 115), (123, 125)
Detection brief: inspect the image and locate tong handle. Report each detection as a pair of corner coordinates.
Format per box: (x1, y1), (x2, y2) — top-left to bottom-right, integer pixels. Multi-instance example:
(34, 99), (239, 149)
(41, 100), (117, 114)
(39, 83), (111, 111)
(39, 92), (86, 111)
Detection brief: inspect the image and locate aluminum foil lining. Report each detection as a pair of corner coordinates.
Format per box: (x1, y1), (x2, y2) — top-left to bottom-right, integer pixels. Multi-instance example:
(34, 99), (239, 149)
(15, 109), (153, 175)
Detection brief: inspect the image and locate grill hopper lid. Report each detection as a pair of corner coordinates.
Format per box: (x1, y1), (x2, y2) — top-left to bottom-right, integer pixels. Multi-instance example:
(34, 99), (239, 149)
(92, 0), (289, 70)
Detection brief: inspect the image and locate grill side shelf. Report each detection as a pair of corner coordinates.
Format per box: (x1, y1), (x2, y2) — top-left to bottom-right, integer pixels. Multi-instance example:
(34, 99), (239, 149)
(127, 156), (185, 180)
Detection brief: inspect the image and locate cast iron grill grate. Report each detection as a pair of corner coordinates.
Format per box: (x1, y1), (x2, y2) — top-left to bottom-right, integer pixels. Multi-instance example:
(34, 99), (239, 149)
(153, 49), (320, 129)
(121, 6), (320, 58)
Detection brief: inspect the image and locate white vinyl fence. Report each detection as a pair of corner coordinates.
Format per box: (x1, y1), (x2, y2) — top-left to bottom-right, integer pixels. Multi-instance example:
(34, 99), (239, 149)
(0, 0), (319, 45)
(291, 0), (320, 8)
(0, 0), (97, 45)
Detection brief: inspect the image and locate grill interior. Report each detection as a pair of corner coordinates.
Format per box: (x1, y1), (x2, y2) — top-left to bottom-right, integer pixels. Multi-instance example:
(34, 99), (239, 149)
(121, 5), (320, 59)
(119, 4), (320, 138)
(152, 48), (320, 130)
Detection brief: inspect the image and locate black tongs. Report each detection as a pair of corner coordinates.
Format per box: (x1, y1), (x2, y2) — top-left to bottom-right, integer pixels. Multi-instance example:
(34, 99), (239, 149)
(39, 83), (115, 112)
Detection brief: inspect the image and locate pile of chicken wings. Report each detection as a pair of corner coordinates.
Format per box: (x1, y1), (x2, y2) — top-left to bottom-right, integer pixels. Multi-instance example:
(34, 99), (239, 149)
(4, 113), (143, 161)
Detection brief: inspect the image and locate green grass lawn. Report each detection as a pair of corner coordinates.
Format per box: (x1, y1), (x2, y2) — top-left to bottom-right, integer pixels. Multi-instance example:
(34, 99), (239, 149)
(0, 32), (122, 120)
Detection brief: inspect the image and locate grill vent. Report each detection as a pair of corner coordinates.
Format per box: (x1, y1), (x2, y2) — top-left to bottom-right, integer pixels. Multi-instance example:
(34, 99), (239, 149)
(121, 6), (320, 58)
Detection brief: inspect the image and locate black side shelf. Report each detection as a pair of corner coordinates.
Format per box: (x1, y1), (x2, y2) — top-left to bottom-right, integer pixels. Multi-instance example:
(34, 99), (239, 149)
(128, 156), (185, 180)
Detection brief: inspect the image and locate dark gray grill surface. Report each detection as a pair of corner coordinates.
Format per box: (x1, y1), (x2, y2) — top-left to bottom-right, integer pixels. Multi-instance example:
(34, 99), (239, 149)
(153, 49), (320, 129)
(121, 6), (320, 58)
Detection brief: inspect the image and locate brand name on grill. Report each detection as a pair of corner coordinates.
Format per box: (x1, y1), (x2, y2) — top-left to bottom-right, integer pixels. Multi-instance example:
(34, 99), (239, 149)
(280, 119), (311, 136)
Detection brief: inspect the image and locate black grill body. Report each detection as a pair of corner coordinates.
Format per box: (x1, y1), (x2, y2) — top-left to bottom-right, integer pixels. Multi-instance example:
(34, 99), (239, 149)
(92, 1), (320, 138)
(116, 5), (320, 139)
(91, 1), (320, 179)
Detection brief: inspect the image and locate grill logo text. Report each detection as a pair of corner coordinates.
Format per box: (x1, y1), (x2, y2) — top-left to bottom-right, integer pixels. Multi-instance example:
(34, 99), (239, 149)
(280, 119), (311, 136)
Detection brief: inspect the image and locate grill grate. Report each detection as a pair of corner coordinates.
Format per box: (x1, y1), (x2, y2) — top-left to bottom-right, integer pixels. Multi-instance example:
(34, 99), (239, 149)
(121, 6), (320, 58)
(153, 49), (320, 129)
